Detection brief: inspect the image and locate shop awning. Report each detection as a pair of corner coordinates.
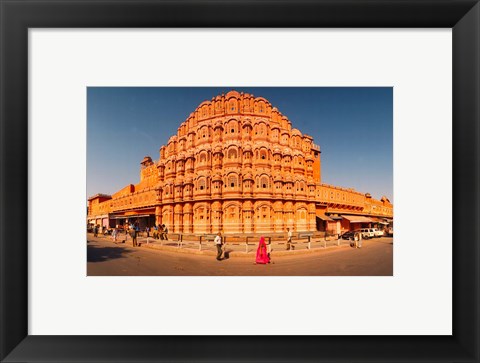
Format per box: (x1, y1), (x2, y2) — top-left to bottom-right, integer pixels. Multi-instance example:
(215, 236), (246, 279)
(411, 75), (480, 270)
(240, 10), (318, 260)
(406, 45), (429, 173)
(111, 214), (152, 219)
(341, 215), (374, 223)
(315, 212), (334, 221)
(377, 217), (393, 224)
(369, 217), (390, 225)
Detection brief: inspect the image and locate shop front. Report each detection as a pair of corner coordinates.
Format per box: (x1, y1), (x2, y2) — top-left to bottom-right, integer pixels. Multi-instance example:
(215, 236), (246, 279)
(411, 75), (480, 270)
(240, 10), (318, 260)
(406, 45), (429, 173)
(110, 212), (156, 231)
(315, 212), (335, 233)
(340, 215), (374, 231)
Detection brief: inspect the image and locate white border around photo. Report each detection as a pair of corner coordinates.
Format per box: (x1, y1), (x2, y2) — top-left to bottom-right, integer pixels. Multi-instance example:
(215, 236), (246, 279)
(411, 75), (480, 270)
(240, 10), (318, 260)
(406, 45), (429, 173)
(29, 29), (452, 335)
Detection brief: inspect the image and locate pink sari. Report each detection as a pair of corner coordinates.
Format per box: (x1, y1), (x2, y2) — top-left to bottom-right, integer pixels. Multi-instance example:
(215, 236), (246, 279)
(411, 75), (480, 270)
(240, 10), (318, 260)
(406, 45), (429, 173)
(255, 236), (270, 264)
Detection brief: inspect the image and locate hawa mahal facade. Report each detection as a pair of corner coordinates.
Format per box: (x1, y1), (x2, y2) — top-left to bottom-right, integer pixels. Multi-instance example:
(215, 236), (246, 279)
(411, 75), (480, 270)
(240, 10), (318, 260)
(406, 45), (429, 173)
(88, 90), (393, 235)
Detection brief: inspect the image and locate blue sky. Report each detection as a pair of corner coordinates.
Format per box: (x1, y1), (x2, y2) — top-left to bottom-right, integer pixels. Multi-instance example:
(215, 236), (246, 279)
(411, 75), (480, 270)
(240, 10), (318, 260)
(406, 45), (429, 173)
(87, 87), (393, 202)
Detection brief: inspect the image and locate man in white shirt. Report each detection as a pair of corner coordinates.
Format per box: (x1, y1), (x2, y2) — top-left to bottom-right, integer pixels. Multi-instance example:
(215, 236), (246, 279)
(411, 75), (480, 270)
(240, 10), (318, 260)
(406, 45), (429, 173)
(214, 232), (223, 261)
(286, 227), (293, 250)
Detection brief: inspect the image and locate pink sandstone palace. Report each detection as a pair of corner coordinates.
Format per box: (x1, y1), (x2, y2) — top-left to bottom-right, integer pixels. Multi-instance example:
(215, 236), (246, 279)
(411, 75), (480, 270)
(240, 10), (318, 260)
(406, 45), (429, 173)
(88, 90), (393, 236)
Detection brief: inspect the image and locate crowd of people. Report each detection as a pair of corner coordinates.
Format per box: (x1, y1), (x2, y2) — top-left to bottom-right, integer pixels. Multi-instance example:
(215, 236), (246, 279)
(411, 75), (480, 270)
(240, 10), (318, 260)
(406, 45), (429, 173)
(91, 223), (169, 247)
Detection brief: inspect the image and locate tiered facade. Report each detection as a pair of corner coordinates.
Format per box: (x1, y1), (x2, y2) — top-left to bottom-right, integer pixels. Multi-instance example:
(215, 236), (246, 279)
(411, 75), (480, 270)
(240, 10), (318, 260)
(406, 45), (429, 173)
(88, 90), (393, 235)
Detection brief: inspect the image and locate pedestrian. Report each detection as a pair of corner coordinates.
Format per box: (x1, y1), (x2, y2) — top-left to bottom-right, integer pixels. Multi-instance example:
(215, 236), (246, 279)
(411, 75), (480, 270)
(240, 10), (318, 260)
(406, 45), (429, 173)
(112, 226), (117, 242)
(357, 230), (363, 248)
(255, 236), (270, 264)
(214, 232), (223, 261)
(145, 226), (150, 238)
(163, 225), (169, 241)
(158, 224), (164, 240)
(266, 238), (272, 260)
(94, 225), (98, 237)
(131, 227), (138, 247)
(286, 227), (294, 250)
(153, 224), (158, 239)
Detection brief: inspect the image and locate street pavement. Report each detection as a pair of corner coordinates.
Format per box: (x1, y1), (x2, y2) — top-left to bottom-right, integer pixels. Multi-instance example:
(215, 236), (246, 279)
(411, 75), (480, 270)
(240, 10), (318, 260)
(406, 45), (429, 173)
(87, 235), (393, 276)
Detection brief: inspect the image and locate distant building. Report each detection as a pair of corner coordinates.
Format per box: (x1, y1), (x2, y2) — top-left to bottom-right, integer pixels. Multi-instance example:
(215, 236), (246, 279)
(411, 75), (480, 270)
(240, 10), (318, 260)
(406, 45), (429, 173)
(88, 90), (393, 235)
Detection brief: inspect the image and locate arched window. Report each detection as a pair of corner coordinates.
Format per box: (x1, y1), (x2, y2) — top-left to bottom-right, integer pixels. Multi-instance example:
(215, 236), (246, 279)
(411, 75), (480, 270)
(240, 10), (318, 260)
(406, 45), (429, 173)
(228, 148), (237, 159)
(198, 179), (206, 190)
(261, 176), (269, 189)
(228, 175), (237, 188)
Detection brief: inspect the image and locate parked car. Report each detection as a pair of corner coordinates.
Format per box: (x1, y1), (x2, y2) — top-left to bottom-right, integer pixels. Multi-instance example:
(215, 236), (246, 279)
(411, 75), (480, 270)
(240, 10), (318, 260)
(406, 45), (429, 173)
(372, 228), (384, 237)
(360, 228), (375, 239)
(341, 231), (356, 240)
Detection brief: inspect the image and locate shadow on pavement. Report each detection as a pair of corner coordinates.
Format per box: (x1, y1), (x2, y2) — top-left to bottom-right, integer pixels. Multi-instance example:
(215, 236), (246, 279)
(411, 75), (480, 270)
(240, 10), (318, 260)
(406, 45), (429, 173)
(87, 243), (133, 263)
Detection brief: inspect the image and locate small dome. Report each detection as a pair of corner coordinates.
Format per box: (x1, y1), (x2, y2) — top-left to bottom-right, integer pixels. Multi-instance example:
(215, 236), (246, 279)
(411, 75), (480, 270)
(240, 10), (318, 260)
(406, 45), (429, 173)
(242, 119), (252, 127)
(225, 90), (241, 99)
(243, 173), (254, 180)
(141, 156), (152, 164)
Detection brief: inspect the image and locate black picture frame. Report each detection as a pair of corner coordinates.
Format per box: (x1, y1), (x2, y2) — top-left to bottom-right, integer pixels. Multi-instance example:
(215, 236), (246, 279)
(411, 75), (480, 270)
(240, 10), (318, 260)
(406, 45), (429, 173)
(1, 0), (479, 362)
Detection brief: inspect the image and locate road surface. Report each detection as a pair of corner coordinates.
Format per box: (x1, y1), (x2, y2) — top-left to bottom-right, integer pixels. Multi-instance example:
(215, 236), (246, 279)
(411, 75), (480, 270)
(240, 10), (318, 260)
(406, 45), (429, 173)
(87, 236), (393, 276)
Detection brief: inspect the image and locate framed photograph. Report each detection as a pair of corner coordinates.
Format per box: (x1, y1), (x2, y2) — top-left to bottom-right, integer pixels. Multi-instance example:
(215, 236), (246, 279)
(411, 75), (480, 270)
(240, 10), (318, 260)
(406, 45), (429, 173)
(1, 0), (478, 362)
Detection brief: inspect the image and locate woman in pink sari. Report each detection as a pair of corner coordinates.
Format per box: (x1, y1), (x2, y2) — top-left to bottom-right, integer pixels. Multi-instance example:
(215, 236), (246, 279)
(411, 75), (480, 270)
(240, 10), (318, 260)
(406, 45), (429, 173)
(255, 236), (270, 264)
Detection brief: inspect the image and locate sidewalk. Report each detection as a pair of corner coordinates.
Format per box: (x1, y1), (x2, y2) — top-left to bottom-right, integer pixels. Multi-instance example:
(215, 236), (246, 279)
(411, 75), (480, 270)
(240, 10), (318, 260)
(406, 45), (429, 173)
(91, 233), (353, 258)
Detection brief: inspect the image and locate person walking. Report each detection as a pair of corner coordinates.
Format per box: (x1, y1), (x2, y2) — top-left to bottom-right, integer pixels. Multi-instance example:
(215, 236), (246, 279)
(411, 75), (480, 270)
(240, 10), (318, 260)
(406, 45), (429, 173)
(131, 226), (138, 247)
(255, 236), (270, 264)
(214, 232), (223, 261)
(112, 226), (117, 242)
(266, 238), (272, 259)
(93, 225), (98, 237)
(357, 230), (363, 248)
(163, 225), (169, 241)
(353, 232), (359, 248)
(286, 227), (293, 250)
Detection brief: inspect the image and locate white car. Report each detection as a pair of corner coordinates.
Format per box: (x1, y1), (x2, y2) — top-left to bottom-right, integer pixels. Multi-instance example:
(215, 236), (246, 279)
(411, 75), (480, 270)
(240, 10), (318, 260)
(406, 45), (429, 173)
(372, 228), (384, 237)
(360, 228), (375, 238)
